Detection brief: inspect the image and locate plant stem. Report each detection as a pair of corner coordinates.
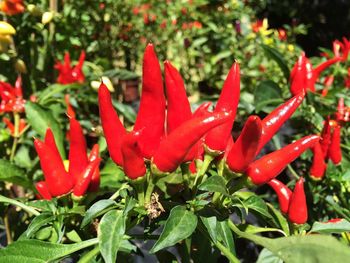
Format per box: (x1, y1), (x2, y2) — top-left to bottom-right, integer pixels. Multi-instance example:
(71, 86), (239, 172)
(4, 210), (12, 244)
(145, 174), (156, 205)
(215, 241), (240, 263)
(0, 194), (40, 216)
(9, 113), (20, 162)
(78, 245), (100, 263)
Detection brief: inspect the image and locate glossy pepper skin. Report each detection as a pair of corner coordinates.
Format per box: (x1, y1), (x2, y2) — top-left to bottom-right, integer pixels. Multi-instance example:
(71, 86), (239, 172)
(68, 117), (89, 183)
(204, 63), (240, 154)
(35, 181), (52, 200)
(226, 115), (262, 173)
(320, 118), (332, 159)
(328, 124), (342, 165)
(288, 178), (308, 225)
(98, 83), (126, 166)
(44, 128), (62, 160)
(133, 43), (166, 159)
(34, 139), (73, 196)
(121, 131), (146, 180)
(257, 92), (305, 153)
(267, 179), (292, 214)
(164, 61), (192, 134)
(152, 111), (232, 174)
(65, 94), (76, 118)
(73, 158), (101, 197)
(310, 142), (327, 180)
(88, 144), (100, 192)
(246, 135), (319, 185)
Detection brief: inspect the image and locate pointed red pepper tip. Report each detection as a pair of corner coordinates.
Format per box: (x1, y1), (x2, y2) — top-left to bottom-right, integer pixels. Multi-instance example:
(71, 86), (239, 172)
(288, 177), (308, 225)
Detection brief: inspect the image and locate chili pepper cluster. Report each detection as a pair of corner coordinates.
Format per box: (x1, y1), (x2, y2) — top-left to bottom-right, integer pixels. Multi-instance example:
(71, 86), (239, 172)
(0, 75), (25, 113)
(97, 44), (321, 225)
(34, 116), (100, 200)
(54, 51), (85, 85)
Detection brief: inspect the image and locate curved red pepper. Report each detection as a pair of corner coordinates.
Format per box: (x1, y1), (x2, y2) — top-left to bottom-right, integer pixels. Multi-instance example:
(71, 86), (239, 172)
(288, 177), (308, 225)
(328, 124), (342, 165)
(184, 101), (212, 163)
(257, 92), (305, 154)
(35, 181), (52, 200)
(133, 43), (166, 159)
(226, 115), (262, 173)
(88, 144), (100, 192)
(246, 135), (319, 185)
(310, 141), (327, 180)
(164, 60), (192, 134)
(98, 83), (126, 166)
(73, 158), (101, 197)
(336, 98), (345, 121)
(3, 117), (14, 135)
(121, 131), (146, 180)
(68, 118), (89, 183)
(34, 139), (73, 196)
(205, 63), (240, 154)
(267, 179), (292, 214)
(152, 111), (232, 174)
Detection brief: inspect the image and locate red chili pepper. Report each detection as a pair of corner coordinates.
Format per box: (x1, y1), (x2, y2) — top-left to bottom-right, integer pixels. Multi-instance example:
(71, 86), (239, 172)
(98, 83), (126, 166)
(68, 117), (89, 183)
(288, 177), (308, 225)
(152, 111), (232, 174)
(88, 144), (100, 192)
(2, 117), (14, 135)
(73, 158), (101, 197)
(133, 43), (166, 159)
(336, 98), (345, 122)
(64, 94), (76, 119)
(320, 118), (332, 159)
(257, 92), (305, 153)
(164, 61), (192, 134)
(246, 135), (319, 185)
(34, 139), (73, 197)
(267, 179), (292, 214)
(310, 142), (327, 180)
(328, 124), (342, 165)
(35, 181), (52, 200)
(321, 75), (334, 97)
(204, 63), (240, 155)
(55, 51), (85, 84)
(44, 128), (62, 161)
(226, 115), (262, 173)
(184, 101), (212, 163)
(121, 130), (146, 180)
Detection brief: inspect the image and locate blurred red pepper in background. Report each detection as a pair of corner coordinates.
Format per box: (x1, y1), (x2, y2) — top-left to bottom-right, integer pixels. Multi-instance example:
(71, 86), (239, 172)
(0, 75), (25, 113)
(55, 51), (85, 85)
(0, 0), (24, 15)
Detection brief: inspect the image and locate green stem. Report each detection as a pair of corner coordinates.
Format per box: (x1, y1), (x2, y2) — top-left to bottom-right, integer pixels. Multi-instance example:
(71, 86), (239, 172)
(145, 177), (156, 206)
(109, 183), (129, 200)
(9, 113), (20, 162)
(215, 241), (240, 263)
(0, 194), (40, 216)
(181, 163), (192, 195)
(192, 154), (214, 196)
(78, 245), (100, 263)
(134, 182), (145, 207)
(4, 210), (12, 244)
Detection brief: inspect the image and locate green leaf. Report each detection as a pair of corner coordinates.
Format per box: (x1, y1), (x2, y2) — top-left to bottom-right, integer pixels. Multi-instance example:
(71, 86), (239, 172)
(38, 83), (81, 103)
(0, 159), (32, 189)
(200, 216), (217, 243)
(25, 101), (65, 158)
(100, 160), (125, 189)
(113, 101), (136, 123)
(244, 195), (272, 219)
(254, 80), (283, 113)
(310, 219), (350, 234)
(151, 206), (198, 253)
(210, 50), (232, 65)
(98, 210), (126, 263)
(0, 238), (98, 263)
(262, 44), (290, 80)
(14, 146), (32, 169)
(257, 248), (283, 263)
(198, 176), (228, 194)
(217, 220), (235, 254)
(81, 199), (117, 228)
(240, 224), (286, 236)
(230, 222), (350, 263)
(19, 213), (55, 239)
(266, 203), (290, 236)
